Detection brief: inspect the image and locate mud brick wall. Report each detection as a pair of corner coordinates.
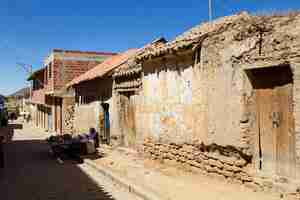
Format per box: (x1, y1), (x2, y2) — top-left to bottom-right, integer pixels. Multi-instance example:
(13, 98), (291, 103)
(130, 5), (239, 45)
(292, 62), (300, 181)
(137, 14), (300, 190)
(143, 139), (267, 188)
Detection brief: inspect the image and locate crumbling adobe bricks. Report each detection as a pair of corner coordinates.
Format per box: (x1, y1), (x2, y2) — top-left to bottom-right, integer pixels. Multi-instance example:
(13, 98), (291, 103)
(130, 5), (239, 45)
(143, 138), (264, 191)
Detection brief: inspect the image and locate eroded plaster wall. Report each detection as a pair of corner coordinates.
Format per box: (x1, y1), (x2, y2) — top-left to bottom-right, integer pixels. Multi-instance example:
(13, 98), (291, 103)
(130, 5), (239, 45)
(133, 15), (300, 190)
(140, 52), (246, 148)
(74, 101), (99, 134)
(74, 77), (115, 136)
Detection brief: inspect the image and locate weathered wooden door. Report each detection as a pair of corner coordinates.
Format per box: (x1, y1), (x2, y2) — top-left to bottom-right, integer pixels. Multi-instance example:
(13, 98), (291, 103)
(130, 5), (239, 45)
(252, 66), (295, 178)
(119, 92), (136, 147)
(256, 88), (276, 176)
(276, 83), (295, 178)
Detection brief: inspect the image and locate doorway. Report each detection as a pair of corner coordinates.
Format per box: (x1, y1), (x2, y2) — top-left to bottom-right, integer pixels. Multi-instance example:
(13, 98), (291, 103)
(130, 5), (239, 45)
(246, 65), (295, 178)
(101, 103), (110, 145)
(119, 92), (136, 147)
(48, 109), (52, 131)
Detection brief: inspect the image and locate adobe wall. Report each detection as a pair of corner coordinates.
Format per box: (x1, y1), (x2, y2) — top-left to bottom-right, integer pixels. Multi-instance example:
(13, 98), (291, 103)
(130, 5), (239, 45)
(141, 52), (247, 148)
(74, 78), (115, 136)
(74, 101), (99, 134)
(139, 14), (300, 191)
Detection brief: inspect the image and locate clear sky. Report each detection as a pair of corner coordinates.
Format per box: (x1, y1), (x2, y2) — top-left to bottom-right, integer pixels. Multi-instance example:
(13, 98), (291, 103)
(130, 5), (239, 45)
(0, 0), (299, 95)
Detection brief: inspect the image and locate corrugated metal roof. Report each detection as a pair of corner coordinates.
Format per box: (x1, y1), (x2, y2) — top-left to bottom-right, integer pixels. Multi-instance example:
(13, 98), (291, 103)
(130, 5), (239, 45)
(27, 67), (45, 81)
(66, 49), (138, 87)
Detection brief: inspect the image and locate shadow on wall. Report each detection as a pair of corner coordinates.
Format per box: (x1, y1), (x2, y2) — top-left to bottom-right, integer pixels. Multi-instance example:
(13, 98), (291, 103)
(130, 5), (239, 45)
(143, 54), (194, 78)
(0, 138), (115, 200)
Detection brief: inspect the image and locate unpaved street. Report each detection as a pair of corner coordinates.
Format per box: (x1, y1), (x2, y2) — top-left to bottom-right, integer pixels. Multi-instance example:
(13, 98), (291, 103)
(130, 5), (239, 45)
(0, 122), (140, 200)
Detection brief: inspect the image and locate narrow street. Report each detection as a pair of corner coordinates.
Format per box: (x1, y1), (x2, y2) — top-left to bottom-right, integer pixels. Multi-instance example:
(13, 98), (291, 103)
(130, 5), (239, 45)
(0, 121), (140, 200)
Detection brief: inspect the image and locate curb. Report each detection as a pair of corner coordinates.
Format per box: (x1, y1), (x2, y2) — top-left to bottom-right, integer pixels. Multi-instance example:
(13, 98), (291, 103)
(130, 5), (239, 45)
(84, 159), (163, 200)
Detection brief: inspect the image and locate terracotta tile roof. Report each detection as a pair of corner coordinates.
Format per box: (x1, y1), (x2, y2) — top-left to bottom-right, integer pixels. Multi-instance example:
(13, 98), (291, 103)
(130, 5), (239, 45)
(67, 49), (138, 87)
(136, 12), (300, 62)
(136, 12), (252, 61)
(113, 37), (167, 78)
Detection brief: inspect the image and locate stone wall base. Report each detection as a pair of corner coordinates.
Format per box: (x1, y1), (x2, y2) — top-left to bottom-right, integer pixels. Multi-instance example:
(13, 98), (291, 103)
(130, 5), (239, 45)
(143, 138), (300, 195)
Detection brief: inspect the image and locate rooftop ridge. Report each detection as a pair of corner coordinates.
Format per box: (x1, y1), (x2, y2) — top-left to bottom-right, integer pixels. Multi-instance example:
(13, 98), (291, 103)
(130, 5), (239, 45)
(52, 49), (117, 55)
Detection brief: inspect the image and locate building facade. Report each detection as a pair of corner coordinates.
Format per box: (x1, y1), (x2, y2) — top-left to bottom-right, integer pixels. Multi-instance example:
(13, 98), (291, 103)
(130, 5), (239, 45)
(28, 49), (115, 134)
(112, 12), (300, 191)
(67, 49), (138, 144)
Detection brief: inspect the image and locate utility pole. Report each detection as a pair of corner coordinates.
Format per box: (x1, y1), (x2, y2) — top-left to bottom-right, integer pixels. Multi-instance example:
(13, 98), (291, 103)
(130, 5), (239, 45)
(16, 63), (34, 99)
(209, 0), (213, 22)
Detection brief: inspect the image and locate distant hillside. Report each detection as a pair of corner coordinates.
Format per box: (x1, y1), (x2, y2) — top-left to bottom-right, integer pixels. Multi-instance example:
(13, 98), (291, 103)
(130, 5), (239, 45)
(9, 87), (30, 99)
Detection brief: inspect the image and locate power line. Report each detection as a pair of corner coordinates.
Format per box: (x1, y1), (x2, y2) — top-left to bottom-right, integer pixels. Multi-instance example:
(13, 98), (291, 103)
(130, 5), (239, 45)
(16, 62), (32, 75)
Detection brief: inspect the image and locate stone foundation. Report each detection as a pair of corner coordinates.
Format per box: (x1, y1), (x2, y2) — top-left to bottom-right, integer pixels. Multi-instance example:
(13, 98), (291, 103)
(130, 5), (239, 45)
(143, 138), (264, 190)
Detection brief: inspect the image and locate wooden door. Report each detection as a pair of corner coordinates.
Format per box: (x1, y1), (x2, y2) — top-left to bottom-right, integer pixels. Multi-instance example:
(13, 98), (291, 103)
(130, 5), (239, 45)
(119, 94), (127, 146)
(253, 66), (295, 178)
(119, 92), (136, 147)
(276, 83), (295, 178)
(125, 96), (136, 147)
(256, 89), (278, 176)
(98, 111), (104, 141)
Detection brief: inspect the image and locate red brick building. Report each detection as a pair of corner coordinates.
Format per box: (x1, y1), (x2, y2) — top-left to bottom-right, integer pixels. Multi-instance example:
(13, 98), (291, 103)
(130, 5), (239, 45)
(27, 68), (47, 129)
(28, 49), (115, 134)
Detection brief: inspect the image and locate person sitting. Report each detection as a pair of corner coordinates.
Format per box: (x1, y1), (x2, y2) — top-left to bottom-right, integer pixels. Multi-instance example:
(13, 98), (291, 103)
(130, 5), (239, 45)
(88, 128), (99, 148)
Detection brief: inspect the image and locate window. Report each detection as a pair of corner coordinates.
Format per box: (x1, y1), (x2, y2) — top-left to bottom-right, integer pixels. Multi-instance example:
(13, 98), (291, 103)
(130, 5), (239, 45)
(44, 68), (48, 84)
(48, 62), (52, 79)
(33, 79), (42, 90)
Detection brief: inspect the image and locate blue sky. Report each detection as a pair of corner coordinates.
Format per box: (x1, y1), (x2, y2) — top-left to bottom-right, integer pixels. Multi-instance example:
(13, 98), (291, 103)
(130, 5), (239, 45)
(0, 0), (299, 95)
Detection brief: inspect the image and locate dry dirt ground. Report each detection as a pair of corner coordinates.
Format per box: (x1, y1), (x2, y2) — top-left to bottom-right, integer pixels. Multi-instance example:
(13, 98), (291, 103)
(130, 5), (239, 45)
(94, 146), (297, 200)
(0, 121), (141, 200)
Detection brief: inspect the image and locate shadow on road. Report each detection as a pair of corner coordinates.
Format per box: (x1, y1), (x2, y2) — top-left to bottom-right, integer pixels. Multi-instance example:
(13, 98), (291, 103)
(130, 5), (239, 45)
(0, 122), (23, 142)
(0, 138), (116, 200)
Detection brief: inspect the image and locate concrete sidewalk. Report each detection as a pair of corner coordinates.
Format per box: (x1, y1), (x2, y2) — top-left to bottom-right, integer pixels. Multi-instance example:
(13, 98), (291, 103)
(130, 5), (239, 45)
(84, 146), (298, 200)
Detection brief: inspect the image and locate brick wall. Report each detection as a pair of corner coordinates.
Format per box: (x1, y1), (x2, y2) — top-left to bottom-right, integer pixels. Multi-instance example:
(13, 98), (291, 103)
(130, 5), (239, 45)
(52, 59), (101, 91)
(31, 89), (45, 105)
(43, 50), (114, 94)
(31, 70), (46, 104)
